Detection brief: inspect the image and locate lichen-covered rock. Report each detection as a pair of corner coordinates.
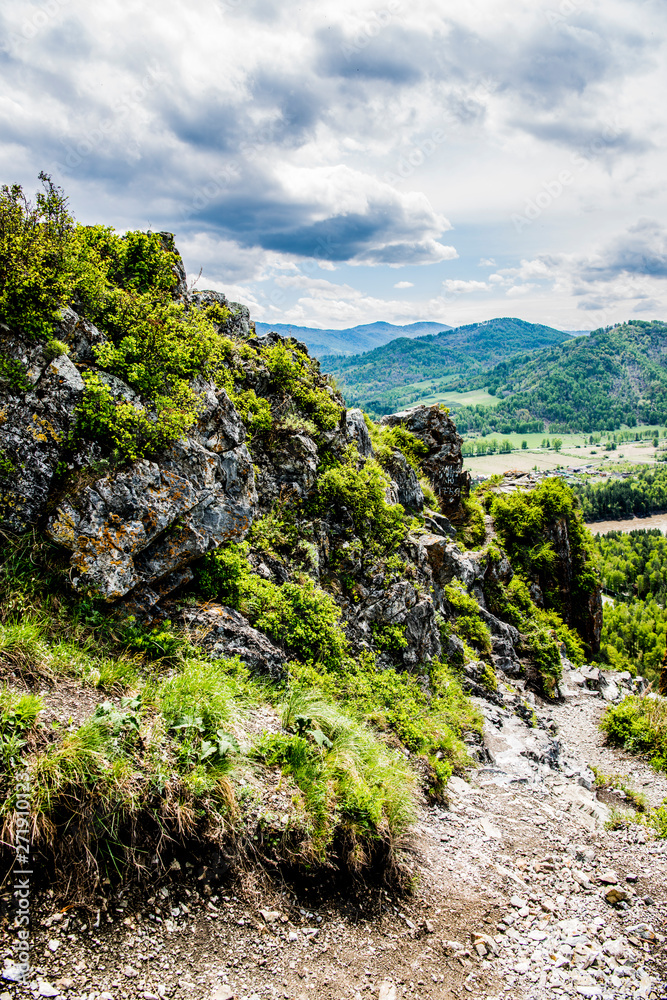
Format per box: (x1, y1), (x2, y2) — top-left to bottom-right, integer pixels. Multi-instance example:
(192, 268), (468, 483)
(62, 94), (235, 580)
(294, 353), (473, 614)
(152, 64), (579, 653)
(179, 604), (286, 679)
(46, 390), (255, 600)
(381, 404), (469, 517)
(0, 328), (84, 533)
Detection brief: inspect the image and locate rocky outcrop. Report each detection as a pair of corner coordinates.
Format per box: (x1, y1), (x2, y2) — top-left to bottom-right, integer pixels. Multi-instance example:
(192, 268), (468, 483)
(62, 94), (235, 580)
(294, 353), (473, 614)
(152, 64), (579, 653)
(381, 404), (470, 518)
(382, 449), (424, 511)
(345, 408), (373, 459)
(0, 328), (85, 533)
(46, 387), (255, 601)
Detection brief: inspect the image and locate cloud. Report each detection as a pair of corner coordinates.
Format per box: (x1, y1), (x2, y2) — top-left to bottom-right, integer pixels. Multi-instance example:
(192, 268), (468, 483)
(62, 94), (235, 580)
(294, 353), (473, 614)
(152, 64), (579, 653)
(442, 279), (490, 294)
(394, 280), (414, 288)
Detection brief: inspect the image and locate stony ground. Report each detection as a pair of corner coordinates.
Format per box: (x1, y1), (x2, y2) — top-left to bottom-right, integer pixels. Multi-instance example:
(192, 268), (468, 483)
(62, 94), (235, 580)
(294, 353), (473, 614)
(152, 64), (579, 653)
(3, 667), (667, 1000)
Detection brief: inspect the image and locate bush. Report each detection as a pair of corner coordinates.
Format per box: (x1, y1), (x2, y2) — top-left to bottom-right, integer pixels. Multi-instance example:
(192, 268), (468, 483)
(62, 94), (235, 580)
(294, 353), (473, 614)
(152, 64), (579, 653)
(444, 582), (491, 653)
(600, 695), (667, 771)
(313, 447), (408, 552)
(262, 343), (341, 431)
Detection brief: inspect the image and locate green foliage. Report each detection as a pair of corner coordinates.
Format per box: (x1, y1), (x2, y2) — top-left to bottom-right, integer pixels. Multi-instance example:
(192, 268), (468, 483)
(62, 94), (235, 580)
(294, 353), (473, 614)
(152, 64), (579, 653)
(600, 695), (667, 771)
(594, 528), (667, 603)
(463, 320), (667, 433)
(262, 343), (341, 431)
(198, 542), (250, 607)
(248, 493), (300, 558)
(444, 582), (491, 653)
(575, 465), (667, 521)
(485, 575), (585, 697)
(0, 353), (30, 393)
(252, 691), (415, 855)
(0, 174), (96, 340)
(313, 447), (408, 552)
(456, 494), (486, 549)
(491, 478), (597, 636)
(158, 659), (235, 738)
(371, 621), (408, 654)
(241, 575), (348, 672)
(43, 338), (69, 361)
(599, 599), (666, 684)
(0, 688), (43, 766)
(322, 319), (572, 417)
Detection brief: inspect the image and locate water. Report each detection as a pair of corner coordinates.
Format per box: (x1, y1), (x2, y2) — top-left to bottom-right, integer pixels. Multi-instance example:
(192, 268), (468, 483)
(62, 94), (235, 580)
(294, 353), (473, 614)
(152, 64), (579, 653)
(587, 512), (667, 535)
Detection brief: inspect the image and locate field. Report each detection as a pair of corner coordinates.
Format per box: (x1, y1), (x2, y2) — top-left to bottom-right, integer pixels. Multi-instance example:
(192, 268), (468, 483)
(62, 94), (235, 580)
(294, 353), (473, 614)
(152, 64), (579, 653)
(417, 387), (500, 409)
(462, 425), (667, 477)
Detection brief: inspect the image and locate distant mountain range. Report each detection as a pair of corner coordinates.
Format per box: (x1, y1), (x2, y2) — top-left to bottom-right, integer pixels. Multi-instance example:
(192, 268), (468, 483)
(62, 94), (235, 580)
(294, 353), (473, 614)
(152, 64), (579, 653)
(320, 317), (581, 415)
(461, 320), (667, 432)
(253, 320), (451, 357)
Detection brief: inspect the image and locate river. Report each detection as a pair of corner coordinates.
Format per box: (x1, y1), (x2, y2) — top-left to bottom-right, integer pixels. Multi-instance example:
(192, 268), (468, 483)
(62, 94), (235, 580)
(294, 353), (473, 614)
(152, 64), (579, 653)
(586, 512), (667, 535)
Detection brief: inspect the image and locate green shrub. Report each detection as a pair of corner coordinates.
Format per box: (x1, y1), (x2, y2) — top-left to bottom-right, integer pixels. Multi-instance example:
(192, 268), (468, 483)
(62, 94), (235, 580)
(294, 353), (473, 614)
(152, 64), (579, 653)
(157, 659), (236, 738)
(241, 575), (348, 671)
(0, 354), (30, 393)
(456, 495), (486, 549)
(313, 447), (407, 552)
(371, 622), (408, 655)
(198, 542), (249, 607)
(444, 582), (491, 653)
(490, 478), (597, 623)
(600, 695), (667, 770)
(262, 343), (341, 431)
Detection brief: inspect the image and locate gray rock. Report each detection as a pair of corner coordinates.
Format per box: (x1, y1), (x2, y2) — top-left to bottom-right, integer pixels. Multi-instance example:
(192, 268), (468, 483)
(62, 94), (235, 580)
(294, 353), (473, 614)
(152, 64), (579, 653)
(382, 449), (424, 511)
(381, 404), (469, 516)
(346, 408), (373, 458)
(0, 329), (84, 532)
(180, 604), (286, 678)
(46, 391), (255, 600)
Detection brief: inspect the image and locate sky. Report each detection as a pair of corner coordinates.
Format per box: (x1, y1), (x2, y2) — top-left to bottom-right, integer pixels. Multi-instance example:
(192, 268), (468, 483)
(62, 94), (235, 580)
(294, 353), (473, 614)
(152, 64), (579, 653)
(1, 0), (667, 333)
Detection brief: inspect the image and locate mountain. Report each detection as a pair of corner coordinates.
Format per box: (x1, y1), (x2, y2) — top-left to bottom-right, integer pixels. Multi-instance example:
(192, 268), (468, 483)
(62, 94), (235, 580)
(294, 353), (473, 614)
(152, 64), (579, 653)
(464, 320), (667, 432)
(321, 316), (579, 415)
(253, 320), (451, 356)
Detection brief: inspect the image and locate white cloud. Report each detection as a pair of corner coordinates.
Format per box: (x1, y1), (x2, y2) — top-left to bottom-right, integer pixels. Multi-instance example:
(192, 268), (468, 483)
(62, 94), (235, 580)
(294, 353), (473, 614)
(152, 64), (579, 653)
(442, 279), (490, 294)
(394, 280), (414, 288)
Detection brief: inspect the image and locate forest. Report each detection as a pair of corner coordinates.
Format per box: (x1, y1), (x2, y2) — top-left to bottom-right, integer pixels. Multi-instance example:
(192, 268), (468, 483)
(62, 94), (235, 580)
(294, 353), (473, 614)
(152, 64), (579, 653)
(593, 529), (667, 683)
(466, 321), (667, 433)
(574, 464), (667, 520)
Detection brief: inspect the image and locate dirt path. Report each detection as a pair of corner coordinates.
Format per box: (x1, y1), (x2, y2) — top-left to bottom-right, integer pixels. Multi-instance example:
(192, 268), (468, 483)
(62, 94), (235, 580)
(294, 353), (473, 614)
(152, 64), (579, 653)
(4, 672), (667, 1000)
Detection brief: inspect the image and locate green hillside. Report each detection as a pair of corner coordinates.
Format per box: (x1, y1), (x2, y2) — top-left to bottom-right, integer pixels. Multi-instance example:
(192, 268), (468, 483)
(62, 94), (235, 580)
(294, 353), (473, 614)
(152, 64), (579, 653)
(466, 320), (667, 433)
(322, 318), (577, 415)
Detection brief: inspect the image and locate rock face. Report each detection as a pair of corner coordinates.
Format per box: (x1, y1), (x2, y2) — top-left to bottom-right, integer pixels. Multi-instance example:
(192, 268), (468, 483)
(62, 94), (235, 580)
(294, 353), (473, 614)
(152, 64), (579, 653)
(381, 405), (469, 518)
(46, 387), (255, 601)
(0, 328), (84, 533)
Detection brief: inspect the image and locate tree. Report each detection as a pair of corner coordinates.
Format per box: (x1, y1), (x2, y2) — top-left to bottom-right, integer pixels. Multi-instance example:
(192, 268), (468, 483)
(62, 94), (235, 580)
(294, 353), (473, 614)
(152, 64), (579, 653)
(521, 440), (527, 450)
(553, 438), (563, 453)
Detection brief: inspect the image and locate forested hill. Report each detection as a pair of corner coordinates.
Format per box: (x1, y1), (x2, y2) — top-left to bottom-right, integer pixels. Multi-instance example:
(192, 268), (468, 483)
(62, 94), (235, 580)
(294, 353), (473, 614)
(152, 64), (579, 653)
(254, 320), (451, 357)
(322, 317), (578, 414)
(470, 320), (667, 432)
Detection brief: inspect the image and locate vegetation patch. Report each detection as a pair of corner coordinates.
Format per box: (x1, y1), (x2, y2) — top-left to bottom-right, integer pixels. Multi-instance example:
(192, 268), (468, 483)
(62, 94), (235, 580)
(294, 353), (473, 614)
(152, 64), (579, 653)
(600, 694), (667, 771)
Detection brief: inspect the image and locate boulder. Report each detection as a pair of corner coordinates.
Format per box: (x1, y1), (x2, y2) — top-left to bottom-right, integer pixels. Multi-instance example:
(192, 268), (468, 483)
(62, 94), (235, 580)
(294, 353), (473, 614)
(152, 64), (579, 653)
(180, 604), (286, 679)
(46, 389), (255, 601)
